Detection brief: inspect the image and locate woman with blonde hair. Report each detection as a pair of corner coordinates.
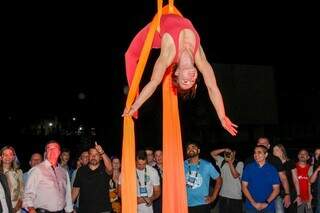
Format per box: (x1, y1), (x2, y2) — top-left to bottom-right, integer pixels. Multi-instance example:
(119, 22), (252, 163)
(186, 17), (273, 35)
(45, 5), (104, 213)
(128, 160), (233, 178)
(0, 146), (24, 213)
(109, 156), (121, 213)
(273, 144), (299, 213)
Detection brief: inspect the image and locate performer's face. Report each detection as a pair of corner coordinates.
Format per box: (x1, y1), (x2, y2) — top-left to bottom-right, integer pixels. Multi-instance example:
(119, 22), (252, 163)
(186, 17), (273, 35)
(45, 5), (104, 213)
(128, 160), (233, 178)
(176, 67), (197, 90)
(175, 50), (198, 90)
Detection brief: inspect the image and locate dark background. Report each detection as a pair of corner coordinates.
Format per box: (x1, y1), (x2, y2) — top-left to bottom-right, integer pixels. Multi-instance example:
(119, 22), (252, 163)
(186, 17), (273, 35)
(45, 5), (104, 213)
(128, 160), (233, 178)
(1, 1), (319, 170)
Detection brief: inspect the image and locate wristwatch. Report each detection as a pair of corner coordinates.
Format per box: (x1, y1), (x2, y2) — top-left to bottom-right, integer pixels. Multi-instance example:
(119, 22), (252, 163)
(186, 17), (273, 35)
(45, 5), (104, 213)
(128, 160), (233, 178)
(264, 200), (270, 205)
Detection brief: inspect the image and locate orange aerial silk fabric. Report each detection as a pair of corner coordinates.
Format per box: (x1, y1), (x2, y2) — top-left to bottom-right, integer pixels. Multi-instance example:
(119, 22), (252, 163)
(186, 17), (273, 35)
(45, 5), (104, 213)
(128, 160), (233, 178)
(121, 1), (187, 213)
(162, 67), (188, 213)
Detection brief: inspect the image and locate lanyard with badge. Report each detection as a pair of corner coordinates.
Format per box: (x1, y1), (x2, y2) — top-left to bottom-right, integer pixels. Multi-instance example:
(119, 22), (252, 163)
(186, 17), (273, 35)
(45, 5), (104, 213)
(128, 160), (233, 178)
(137, 167), (148, 197)
(186, 160), (200, 188)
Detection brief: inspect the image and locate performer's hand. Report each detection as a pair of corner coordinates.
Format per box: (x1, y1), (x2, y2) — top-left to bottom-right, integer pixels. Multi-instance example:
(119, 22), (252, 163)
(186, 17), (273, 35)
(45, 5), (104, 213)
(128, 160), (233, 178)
(221, 116), (238, 136)
(122, 107), (130, 117)
(122, 106), (136, 117)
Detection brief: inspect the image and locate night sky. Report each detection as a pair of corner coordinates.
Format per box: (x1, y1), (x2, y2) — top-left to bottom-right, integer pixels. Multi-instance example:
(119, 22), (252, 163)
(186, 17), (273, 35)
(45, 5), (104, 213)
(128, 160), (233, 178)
(2, 2), (319, 167)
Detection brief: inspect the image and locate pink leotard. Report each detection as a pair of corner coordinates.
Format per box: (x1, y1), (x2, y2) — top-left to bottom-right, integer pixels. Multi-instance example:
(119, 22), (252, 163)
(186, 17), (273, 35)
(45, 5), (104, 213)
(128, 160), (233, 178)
(125, 14), (200, 86)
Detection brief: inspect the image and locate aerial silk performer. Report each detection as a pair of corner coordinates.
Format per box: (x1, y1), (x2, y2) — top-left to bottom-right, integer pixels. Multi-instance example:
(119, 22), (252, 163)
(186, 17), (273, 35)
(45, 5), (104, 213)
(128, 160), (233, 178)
(121, 0), (238, 212)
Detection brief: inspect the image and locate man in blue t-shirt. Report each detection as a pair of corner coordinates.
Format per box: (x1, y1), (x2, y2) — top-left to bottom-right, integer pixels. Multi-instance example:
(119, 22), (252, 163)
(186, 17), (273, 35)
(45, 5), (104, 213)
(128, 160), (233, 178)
(184, 142), (222, 213)
(242, 145), (280, 213)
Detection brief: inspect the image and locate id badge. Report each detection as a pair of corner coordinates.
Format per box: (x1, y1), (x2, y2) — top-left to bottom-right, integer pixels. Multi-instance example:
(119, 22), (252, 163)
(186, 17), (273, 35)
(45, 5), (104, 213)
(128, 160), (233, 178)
(139, 186), (148, 197)
(186, 175), (197, 187)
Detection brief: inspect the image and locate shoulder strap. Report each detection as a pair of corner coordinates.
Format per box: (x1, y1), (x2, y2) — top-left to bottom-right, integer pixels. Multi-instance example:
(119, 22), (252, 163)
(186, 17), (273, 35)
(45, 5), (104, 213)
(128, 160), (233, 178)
(220, 159), (227, 168)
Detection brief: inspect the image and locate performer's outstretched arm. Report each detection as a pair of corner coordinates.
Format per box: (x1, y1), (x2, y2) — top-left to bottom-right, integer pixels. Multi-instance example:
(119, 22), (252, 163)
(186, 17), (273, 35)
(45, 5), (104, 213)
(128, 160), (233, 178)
(195, 46), (238, 136)
(123, 34), (176, 116)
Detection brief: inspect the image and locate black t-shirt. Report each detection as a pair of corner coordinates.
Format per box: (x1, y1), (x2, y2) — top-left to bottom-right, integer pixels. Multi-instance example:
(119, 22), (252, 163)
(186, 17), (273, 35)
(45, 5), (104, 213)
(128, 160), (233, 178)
(74, 164), (111, 213)
(244, 154), (284, 172)
(281, 159), (296, 197)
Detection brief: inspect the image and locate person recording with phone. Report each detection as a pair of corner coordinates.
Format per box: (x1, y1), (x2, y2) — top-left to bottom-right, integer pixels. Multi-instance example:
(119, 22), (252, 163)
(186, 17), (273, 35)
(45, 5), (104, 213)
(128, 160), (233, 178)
(211, 148), (244, 213)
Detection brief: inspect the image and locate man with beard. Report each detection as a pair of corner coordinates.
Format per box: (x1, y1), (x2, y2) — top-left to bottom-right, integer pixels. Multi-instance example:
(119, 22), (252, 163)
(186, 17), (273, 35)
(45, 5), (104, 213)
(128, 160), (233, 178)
(72, 143), (113, 213)
(184, 142), (222, 213)
(295, 149), (313, 213)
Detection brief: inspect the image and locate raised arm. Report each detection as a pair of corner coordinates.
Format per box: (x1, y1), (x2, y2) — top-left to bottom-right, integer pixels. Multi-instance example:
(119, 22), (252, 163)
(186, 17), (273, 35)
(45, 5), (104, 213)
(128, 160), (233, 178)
(228, 160), (242, 179)
(95, 142), (112, 175)
(194, 46), (238, 136)
(210, 148), (226, 161)
(124, 34), (176, 116)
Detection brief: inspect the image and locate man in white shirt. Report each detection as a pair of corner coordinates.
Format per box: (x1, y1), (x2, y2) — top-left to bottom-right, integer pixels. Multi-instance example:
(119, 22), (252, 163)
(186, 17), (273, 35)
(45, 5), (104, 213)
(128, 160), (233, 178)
(23, 140), (73, 213)
(135, 150), (161, 213)
(119, 150), (160, 213)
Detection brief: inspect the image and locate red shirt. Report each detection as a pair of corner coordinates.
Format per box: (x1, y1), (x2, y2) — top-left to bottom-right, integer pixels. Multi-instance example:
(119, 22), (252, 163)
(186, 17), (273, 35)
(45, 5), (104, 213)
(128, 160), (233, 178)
(296, 163), (311, 202)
